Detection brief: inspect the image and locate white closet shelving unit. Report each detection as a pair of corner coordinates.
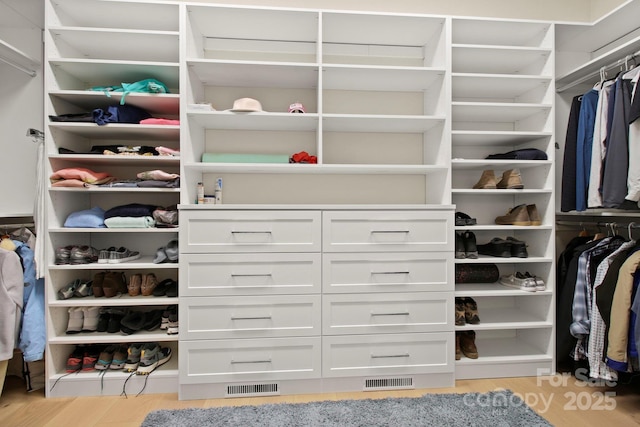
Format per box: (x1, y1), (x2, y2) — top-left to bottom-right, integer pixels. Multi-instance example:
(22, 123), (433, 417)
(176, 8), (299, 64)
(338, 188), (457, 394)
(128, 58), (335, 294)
(178, 4), (455, 400)
(44, 0), (181, 397)
(451, 18), (556, 379)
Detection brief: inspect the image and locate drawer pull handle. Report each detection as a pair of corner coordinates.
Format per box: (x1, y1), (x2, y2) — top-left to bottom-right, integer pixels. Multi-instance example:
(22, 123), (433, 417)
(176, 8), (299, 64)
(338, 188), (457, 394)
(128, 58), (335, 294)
(370, 230), (409, 234)
(371, 271), (410, 275)
(231, 273), (273, 277)
(231, 316), (272, 320)
(231, 359), (272, 364)
(231, 231), (272, 234)
(371, 353), (410, 359)
(370, 311), (410, 316)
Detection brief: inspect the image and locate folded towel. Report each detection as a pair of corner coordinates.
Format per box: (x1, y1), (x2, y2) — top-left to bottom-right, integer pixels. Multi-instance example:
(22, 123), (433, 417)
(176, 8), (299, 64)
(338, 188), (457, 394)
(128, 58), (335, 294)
(104, 216), (155, 228)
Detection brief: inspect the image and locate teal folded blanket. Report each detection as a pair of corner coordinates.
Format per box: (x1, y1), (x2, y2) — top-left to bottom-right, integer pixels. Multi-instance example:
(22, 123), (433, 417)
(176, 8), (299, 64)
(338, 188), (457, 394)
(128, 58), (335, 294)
(104, 216), (155, 228)
(202, 153), (290, 163)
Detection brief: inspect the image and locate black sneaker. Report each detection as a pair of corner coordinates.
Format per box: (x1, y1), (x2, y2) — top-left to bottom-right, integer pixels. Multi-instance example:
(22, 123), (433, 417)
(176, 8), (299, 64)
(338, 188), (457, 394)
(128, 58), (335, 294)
(506, 236), (528, 258)
(455, 232), (465, 259)
(477, 238), (512, 258)
(463, 231), (478, 259)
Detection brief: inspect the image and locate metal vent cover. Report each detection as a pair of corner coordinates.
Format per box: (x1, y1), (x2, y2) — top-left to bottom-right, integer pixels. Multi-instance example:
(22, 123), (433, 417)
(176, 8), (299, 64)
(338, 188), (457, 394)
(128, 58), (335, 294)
(364, 377), (413, 390)
(227, 383), (279, 397)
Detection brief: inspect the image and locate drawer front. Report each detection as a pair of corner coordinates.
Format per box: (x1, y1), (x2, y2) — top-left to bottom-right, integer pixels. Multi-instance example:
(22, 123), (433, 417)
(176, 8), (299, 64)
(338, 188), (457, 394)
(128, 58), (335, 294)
(323, 292), (453, 335)
(181, 295), (321, 340)
(323, 252), (452, 294)
(322, 210), (453, 252)
(180, 210), (321, 253)
(179, 337), (321, 384)
(181, 253), (321, 296)
(322, 333), (453, 378)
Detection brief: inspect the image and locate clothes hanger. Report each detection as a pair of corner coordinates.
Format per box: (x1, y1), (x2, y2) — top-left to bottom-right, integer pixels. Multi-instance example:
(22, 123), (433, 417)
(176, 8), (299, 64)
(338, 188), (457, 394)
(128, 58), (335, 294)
(622, 55), (640, 80)
(628, 222), (637, 241)
(578, 222), (589, 237)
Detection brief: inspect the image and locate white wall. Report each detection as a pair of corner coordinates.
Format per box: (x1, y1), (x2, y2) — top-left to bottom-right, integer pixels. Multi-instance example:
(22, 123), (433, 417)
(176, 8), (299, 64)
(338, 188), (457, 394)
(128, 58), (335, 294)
(0, 0), (43, 218)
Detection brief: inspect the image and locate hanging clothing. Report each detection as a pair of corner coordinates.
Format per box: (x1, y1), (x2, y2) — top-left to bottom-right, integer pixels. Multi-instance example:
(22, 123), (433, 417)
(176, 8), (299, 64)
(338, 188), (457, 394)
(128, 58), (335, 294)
(602, 76), (633, 208)
(561, 95), (582, 212)
(14, 241), (45, 362)
(626, 72), (640, 203)
(588, 80), (615, 208)
(575, 88), (599, 211)
(0, 248), (24, 361)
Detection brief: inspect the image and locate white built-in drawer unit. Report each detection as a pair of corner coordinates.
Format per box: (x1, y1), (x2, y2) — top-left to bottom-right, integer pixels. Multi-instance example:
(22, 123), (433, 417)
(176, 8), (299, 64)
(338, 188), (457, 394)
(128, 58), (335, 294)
(180, 210), (322, 253)
(181, 253), (322, 296)
(322, 210), (452, 252)
(322, 332), (453, 378)
(322, 251), (451, 293)
(180, 337), (322, 384)
(181, 295), (321, 340)
(323, 292), (452, 335)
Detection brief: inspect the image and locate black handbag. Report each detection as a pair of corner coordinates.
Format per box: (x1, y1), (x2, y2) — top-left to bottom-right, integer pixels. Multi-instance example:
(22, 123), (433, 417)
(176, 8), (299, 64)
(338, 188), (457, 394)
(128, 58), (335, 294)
(455, 263), (499, 283)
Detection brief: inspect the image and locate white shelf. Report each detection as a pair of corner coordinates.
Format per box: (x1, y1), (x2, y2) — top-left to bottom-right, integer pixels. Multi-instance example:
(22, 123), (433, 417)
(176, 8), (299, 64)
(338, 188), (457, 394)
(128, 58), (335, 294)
(48, 59), (179, 90)
(452, 160), (552, 170)
(48, 257), (179, 270)
(49, 154), (180, 167)
(48, 27), (179, 62)
(455, 337), (552, 365)
(187, 60), (318, 88)
(455, 283), (552, 297)
(185, 162), (447, 175)
(455, 308), (551, 330)
(49, 227), (178, 233)
(452, 45), (551, 74)
(49, 296), (179, 307)
(452, 189), (553, 195)
(454, 225), (553, 231)
(49, 187), (180, 193)
(49, 91), (180, 115)
(452, 102), (552, 122)
(322, 65), (445, 91)
(452, 73), (551, 100)
(323, 114), (445, 133)
(454, 256), (553, 264)
(452, 19), (552, 48)
(452, 130), (552, 146)
(188, 111), (319, 131)
(49, 330), (179, 344)
(48, 122), (179, 140)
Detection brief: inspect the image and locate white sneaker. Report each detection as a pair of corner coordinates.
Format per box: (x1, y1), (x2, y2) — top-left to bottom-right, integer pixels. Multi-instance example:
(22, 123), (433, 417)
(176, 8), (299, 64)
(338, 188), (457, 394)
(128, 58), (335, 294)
(499, 274), (537, 292)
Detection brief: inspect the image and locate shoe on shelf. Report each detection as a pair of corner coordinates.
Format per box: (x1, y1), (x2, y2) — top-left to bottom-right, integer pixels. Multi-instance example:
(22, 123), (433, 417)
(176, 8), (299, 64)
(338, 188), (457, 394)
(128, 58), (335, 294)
(136, 343), (172, 375)
(107, 309), (126, 334)
(95, 345), (118, 370)
(472, 170), (498, 189)
(128, 273), (142, 297)
(141, 273), (158, 296)
(120, 310), (146, 335)
(455, 232), (465, 259)
(506, 236), (528, 258)
(108, 247), (141, 264)
(81, 306), (100, 332)
(464, 297), (480, 325)
(109, 345), (129, 370)
(495, 204), (531, 226)
(98, 246), (116, 264)
(455, 332), (463, 361)
(73, 279), (93, 298)
(167, 310), (179, 335)
(165, 280), (178, 298)
(124, 343), (143, 373)
(66, 346), (84, 373)
(102, 271), (127, 298)
(152, 278), (174, 297)
(96, 308), (110, 332)
(477, 238), (512, 258)
(92, 272), (105, 298)
(81, 345), (101, 372)
(459, 330), (479, 359)
(496, 169), (524, 189)
(499, 274), (537, 292)
(455, 298), (466, 326)
(66, 307), (84, 334)
(523, 272), (546, 291)
(455, 212), (477, 226)
(463, 231), (478, 259)
(526, 204), (542, 226)
(57, 279), (80, 300)
(70, 245), (99, 264)
(143, 309), (164, 331)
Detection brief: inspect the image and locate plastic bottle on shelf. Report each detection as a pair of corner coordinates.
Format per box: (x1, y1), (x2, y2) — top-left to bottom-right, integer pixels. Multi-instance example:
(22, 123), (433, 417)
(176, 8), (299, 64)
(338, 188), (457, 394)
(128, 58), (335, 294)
(215, 178), (223, 204)
(197, 182), (204, 204)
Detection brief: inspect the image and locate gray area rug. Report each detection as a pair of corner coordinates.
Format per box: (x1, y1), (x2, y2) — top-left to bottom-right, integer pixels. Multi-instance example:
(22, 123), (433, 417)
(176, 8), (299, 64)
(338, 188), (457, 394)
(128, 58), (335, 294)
(141, 390), (552, 426)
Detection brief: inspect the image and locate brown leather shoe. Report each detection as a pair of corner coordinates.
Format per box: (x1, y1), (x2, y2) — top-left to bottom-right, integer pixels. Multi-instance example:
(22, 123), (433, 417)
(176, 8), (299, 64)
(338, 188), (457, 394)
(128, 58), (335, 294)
(527, 204), (541, 226)
(495, 204), (531, 226)
(472, 170), (497, 189)
(464, 297), (480, 325)
(497, 169), (524, 189)
(455, 298), (466, 326)
(128, 273), (142, 297)
(102, 272), (127, 298)
(459, 330), (478, 359)
(141, 273), (158, 296)
(455, 333), (462, 360)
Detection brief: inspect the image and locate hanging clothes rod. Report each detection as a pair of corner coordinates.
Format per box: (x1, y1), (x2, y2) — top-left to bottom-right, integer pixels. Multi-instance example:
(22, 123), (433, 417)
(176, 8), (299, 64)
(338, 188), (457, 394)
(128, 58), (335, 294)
(557, 48), (640, 93)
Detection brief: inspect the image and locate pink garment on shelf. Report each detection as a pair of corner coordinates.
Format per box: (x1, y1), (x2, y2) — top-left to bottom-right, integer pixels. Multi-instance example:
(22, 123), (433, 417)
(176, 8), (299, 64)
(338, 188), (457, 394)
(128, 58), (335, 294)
(139, 118), (180, 125)
(137, 170), (180, 181)
(155, 146), (180, 156)
(50, 167), (112, 184)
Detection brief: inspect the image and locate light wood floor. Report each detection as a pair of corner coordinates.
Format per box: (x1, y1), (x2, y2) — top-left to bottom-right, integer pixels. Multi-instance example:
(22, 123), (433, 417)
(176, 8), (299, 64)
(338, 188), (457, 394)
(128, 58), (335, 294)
(1, 374), (639, 426)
